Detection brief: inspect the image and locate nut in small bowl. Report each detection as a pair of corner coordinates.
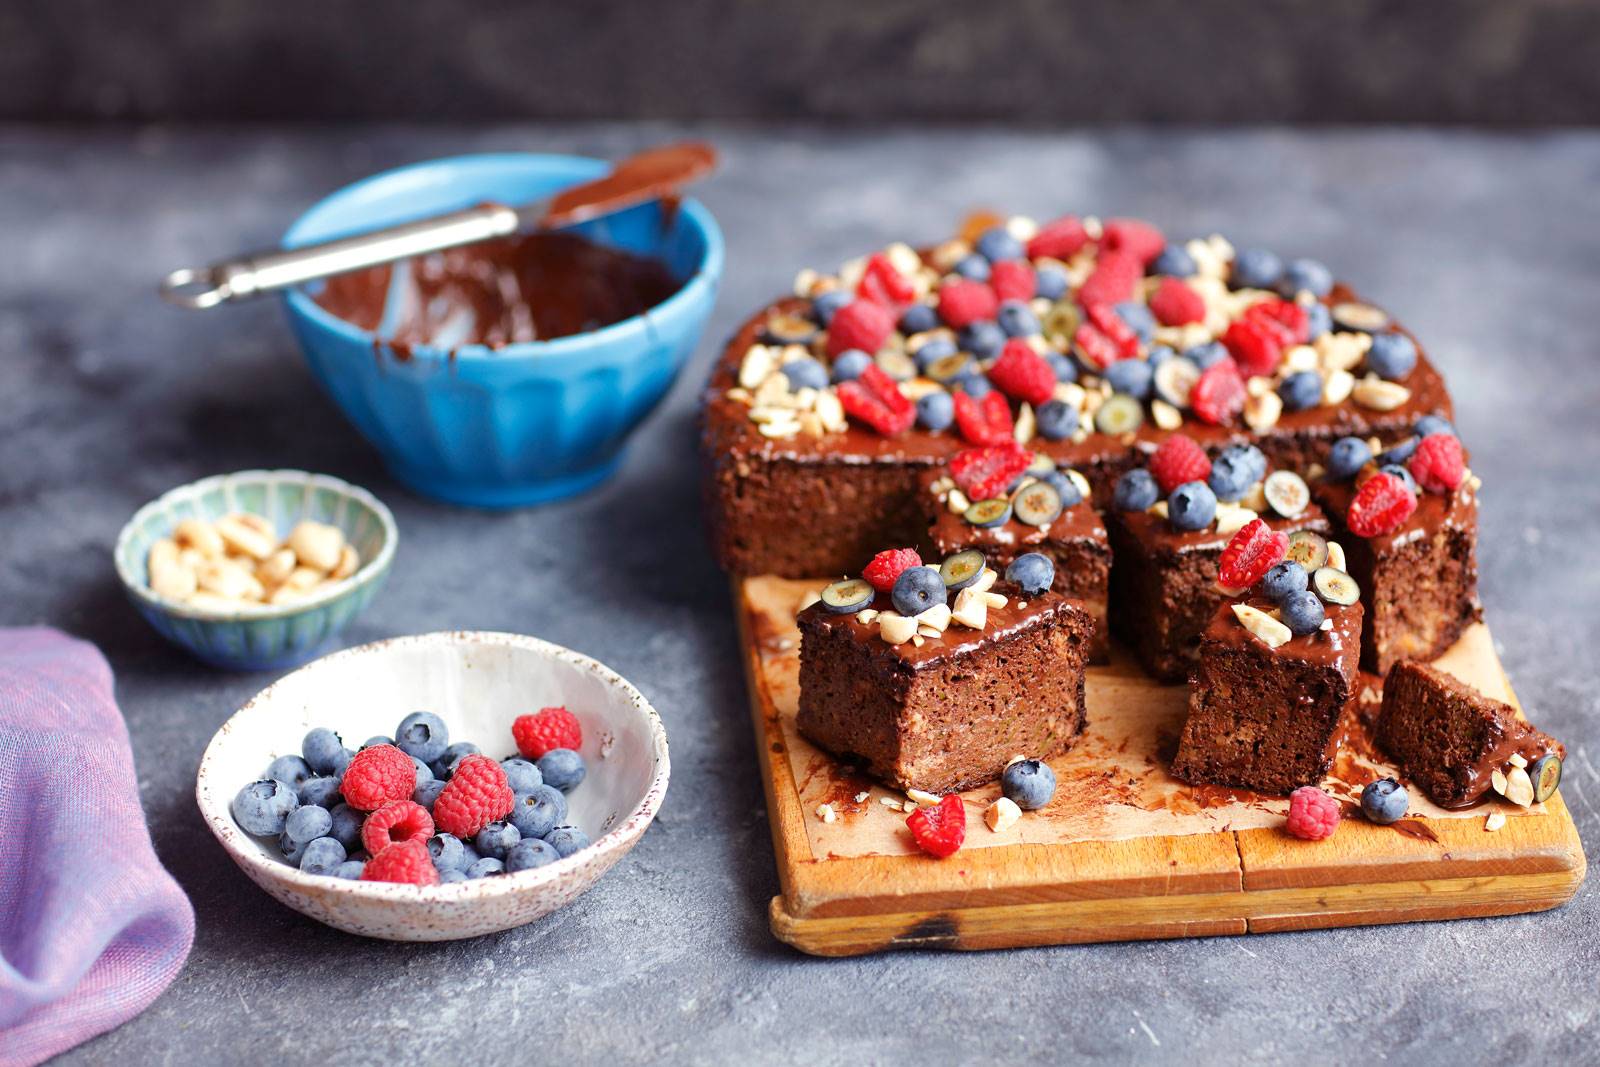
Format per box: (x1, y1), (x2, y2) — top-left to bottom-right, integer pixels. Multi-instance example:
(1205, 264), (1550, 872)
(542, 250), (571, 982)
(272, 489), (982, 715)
(114, 470), (397, 670)
(195, 631), (670, 941)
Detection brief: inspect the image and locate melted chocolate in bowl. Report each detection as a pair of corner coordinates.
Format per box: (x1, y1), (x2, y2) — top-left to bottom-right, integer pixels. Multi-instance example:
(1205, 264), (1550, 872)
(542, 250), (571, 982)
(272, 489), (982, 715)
(312, 231), (682, 355)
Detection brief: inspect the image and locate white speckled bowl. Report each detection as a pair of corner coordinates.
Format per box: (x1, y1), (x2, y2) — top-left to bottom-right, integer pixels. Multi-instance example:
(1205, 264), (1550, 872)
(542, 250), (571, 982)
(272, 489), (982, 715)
(196, 631), (670, 940)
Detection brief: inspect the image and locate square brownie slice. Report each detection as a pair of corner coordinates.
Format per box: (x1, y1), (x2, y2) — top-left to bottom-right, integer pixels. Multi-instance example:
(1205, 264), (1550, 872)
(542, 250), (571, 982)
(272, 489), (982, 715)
(796, 557), (1094, 794)
(1311, 430), (1482, 674)
(917, 457), (1111, 661)
(1376, 661), (1565, 810)
(1172, 594), (1362, 794)
(1106, 440), (1331, 682)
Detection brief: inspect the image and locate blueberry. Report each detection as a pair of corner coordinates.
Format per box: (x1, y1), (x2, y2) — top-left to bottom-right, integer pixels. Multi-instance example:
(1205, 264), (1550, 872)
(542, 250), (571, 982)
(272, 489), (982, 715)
(1146, 344), (1176, 368)
(953, 253), (992, 282)
(1114, 468), (1160, 512)
(394, 711), (449, 764)
(810, 288), (851, 326)
(831, 349), (873, 382)
(501, 758), (543, 795)
(1042, 469), (1084, 508)
(506, 839), (562, 873)
(1279, 258), (1333, 298)
(334, 860), (366, 880)
(1381, 464), (1418, 494)
(474, 820), (522, 861)
(1280, 590), (1326, 636)
(1151, 244), (1197, 277)
(1036, 399), (1079, 441)
(1104, 359), (1153, 401)
(781, 356), (829, 392)
(891, 565), (946, 617)
(265, 755), (313, 792)
(1305, 302), (1332, 340)
(1113, 301), (1156, 344)
(411, 757), (434, 791)
(284, 804), (333, 845)
(1183, 341), (1229, 370)
(429, 742), (481, 781)
(231, 779), (299, 836)
(327, 804), (363, 851)
(997, 300), (1041, 338)
(1046, 352), (1078, 383)
(427, 833), (468, 872)
(465, 858), (505, 879)
(1377, 436), (1419, 467)
(1278, 370), (1323, 412)
(509, 786), (568, 840)
(299, 837), (347, 877)
(899, 303), (939, 335)
(460, 841), (481, 865)
(956, 374), (993, 399)
(1366, 332), (1417, 380)
(961, 320), (1006, 360)
(1360, 778), (1409, 825)
(361, 736), (393, 750)
(438, 869), (467, 884)
(279, 833), (308, 865)
(1035, 265), (1069, 300)
(916, 391), (955, 432)
(1414, 414), (1455, 439)
(413, 779), (446, 809)
(543, 825), (592, 858)
(1232, 248), (1283, 289)
(1004, 553), (1055, 596)
(301, 728), (349, 776)
(1260, 560), (1309, 603)
(1327, 437), (1372, 481)
(1168, 481), (1217, 531)
(1208, 444), (1264, 502)
(976, 226), (1025, 263)
(1001, 759), (1057, 810)
(297, 775), (342, 810)
(539, 749), (588, 793)
(913, 338), (958, 372)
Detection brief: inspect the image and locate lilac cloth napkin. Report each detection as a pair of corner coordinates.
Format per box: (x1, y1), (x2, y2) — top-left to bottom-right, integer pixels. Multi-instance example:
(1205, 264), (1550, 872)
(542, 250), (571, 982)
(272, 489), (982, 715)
(0, 628), (194, 1067)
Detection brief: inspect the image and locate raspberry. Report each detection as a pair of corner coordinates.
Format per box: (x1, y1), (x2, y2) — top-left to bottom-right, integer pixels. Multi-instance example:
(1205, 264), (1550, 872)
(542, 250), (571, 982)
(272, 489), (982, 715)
(1409, 433), (1465, 494)
(863, 548), (923, 593)
(1285, 786), (1341, 841)
(431, 754), (514, 839)
(856, 252), (916, 309)
(1249, 298), (1310, 346)
(361, 839), (439, 886)
(988, 259), (1036, 303)
(1149, 277), (1205, 326)
(1084, 302), (1141, 360)
(1099, 217), (1166, 266)
(825, 298), (895, 358)
(512, 706), (584, 760)
(987, 339), (1056, 406)
(907, 794), (967, 858)
(949, 442), (1031, 501)
(837, 364), (916, 436)
(1346, 471), (1418, 538)
(1218, 518), (1290, 590)
(340, 744), (416, 812)
(1072, 322), (1120, 370)
(360, 800), (435, 856)
(1190, 359), (1247, 425)
(1025, 215), (1089, 260)
(1221, 316), (1284, 377)
(936, 279), (999, 330)
(1076, 251), (1141, 307)
(952, 389), (1015, 447)
(1149, 434), (1212, 494)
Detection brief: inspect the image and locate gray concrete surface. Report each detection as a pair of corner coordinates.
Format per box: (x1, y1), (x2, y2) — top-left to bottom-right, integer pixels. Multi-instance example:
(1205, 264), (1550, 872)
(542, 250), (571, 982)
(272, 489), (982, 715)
(2, 124), (1596, 1065)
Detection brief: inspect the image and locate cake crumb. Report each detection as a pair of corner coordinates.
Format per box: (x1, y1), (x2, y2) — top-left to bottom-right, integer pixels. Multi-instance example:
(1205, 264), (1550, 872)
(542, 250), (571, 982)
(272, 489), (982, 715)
(1485, 811), (1506, 832)
(985, 797), (1022, 833)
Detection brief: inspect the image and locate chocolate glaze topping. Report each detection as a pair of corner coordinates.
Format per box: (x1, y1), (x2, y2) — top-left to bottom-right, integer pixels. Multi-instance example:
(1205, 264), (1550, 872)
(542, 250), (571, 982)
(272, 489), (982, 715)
(1206, 595), (1363, 672)
(926, 478), (1107, 555)
(1116, 500), (1330, 557)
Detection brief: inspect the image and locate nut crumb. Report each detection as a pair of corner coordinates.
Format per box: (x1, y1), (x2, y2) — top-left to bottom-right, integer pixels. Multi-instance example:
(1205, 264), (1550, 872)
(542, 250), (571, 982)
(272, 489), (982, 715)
(854, 791), (869, 804)
(815, 803), (838, 824)
(1485, 811), (1506, 832)
(906, 788), (940, 808)
(985, 797), (1022, 833)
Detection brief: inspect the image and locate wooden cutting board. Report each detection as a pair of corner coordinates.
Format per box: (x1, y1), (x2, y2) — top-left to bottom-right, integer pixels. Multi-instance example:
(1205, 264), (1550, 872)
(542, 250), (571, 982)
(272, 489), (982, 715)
(735, 577), (1586, 956)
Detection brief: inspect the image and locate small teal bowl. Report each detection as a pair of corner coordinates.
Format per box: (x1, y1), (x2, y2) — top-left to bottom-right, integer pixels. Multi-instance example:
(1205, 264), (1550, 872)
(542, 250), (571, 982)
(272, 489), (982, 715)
(113, 470), (398, 671)
(279, 153), (724, 508)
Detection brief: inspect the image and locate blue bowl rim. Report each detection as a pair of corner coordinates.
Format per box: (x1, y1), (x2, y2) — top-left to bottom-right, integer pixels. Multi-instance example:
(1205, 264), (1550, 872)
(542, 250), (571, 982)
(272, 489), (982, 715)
(279, 151), (725, 366)
(113, 469), (400, 622)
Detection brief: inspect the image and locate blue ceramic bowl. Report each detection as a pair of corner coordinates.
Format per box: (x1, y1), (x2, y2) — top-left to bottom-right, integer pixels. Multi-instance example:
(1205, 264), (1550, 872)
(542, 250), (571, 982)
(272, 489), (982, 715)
(113, 470), (398, 671)
(280, 153), (724, 508)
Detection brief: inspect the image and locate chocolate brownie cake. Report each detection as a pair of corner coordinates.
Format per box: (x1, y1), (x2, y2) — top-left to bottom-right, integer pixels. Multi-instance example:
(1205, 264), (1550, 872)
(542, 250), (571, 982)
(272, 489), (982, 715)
(1377, 661), (1565, 810)
(796, 549), (1094, 794)
(1105, 434), (1331, 681)
(1312, 425), (1481, 673)
(701, 215), (1453, 579)
(917, 444), (1111, 660)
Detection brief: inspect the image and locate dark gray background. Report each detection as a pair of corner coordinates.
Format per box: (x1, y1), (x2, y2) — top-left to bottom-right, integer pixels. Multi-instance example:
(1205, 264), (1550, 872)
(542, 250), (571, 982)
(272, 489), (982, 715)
(2, 121), (1596, 1065)
(3, 0), (1600, 125)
